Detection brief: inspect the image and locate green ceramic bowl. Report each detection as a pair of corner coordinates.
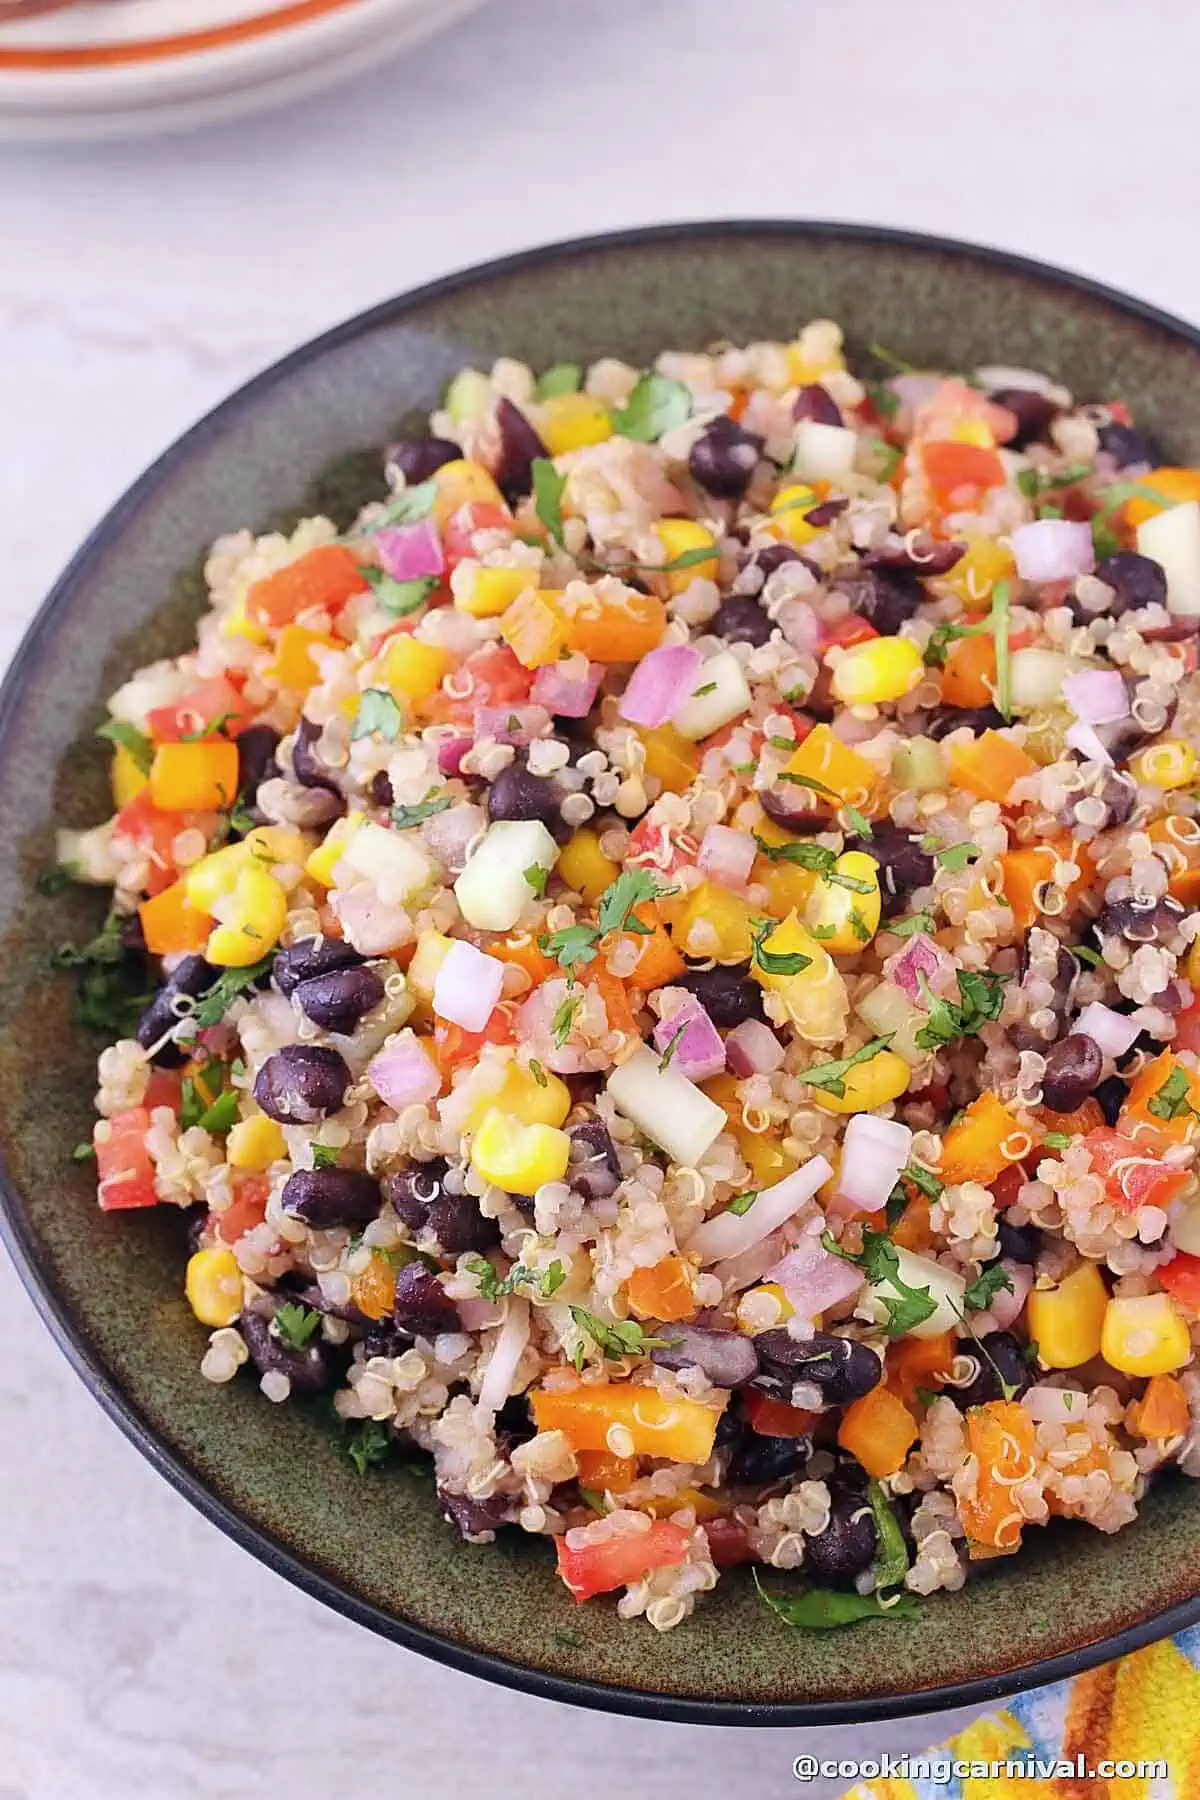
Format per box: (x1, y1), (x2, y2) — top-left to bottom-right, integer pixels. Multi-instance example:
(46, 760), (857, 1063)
(3, 223), (1199, 1727)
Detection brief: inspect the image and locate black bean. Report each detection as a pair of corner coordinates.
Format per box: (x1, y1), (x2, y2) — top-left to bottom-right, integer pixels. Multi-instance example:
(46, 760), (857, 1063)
(281, 1167), (382, 1229)
(803, 1489), (877, 1582)
(239, 1303), (334, 1397)
(386, 435), (461, 485)
(135, 954), (216, 1065)
(1018, 933), (1079, 1029)
(863, 537), (966, 578)
(294, 965), (385, 1034)
(426, 1190), (501, 1256)
(274, 937), (366, 997)
(996, 1217), (1041, 1265)
(988, 388), (1061, 450)
(1060, 768), (1137, 832)
(1097, 894), (1188, 947)
(392, 1262), (460, 1337)
(675, 962), (766, 1027)
(752, 1329), (883, 1406)
(726, 1431), (808, 1486)
(833, 568), (921, 637)
(652, 1325), (759, 1389)
(185, 1205), (210, 1255)
(439, 1487), (512, 1542)
(949, 1331), (1031, 1408)
(254, 1044), (351, 1122)
(382, 1159), (448, 1231)
(688, 415), (763, 499)
(290, 716), (342, 797)
(793, 383), (844, 427)
(1095, 551), (1167, 615)
(740, 542), (809, 584)
(849, 823), (934, 917)
(493, 398), (548, 503)
(1093, 1074), (1127, 1127)
(567, 1120), (623, 1202)
(709, 593), (774, 647)
(235, 724), (280, 802)
(1092, 711), (1170, 763)
(1098, 421), (1162, 469)
(370, 770), (394, 807)
(759, 784), (828, 834)
(487, 756), (562, 834)
(1041, 1032), (1104, 1113)
(804, 497), (850, 528)
(494, 1393), (537, 1448)
(713, 1406), (745, 1450)
(926, 704), (1006, 740)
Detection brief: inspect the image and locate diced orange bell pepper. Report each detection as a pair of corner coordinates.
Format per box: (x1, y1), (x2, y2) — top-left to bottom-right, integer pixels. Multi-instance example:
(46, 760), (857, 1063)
(1121, 466), (1200, 528)
(743, 1391), (817, 1438)
(500, 587), (570, 668)
(246, 544), (367, 628)
(1031, 1098), (1103, 1140)
(1000, 839), (1094, 929)
(138, 881), (212, 956)
(215, 1174), (270, 1246)
(581, 964), (641, 1039)
(957, 1400), (1038, 1554)
(563, 587), (667, 663)
(351, 1254), (399, 1321)
(837, 1386), (919, 1477)
(940, 632), (997, 709)
(638, 725), (700, 795)
(433, 1009), (514, 1073)
(891, 1193), (934, 1252)
(487, 933), (557, 987)
(627, 1254), (697, 1323)
(939, 1093), (1027, 1188)
(921, 439), (1007, 510)
(1128, 1372), (1191, 1442)
(625, 908), (686, 989)
(643, 1485), (726, 1521)
(1119, 1049), (1200, 1147)
(1146, 816), (1200, 906)
(575, 1448), (638, 1492)
(531, 1383), (721, 1462)
(947, 731), (1036, 806)
(782, 723), (878, 811)
(267, 623), (338, 692)
(887, 1330), (956, 1405)
(148, 741), (240, 812)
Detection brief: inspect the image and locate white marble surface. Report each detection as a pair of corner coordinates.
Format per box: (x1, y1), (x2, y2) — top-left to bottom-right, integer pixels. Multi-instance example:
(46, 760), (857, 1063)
(2, 1), (1199, 1793)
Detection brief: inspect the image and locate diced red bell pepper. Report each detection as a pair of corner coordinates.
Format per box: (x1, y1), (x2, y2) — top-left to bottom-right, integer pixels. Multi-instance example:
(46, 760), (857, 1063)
(147, 675), (255, 743)
(820, 614), (879, 652)
(112, 790), (195, 896)
(95, 1108), (158, 1211)
(989, 1163), (1029, 1211)
(433, 1007), (515, 1072)
(441, 501), (513, 572)
(743, 1390), (816, 1438)
(702, 1514), (757, 1567)
(555, 1517), (690, 1602)
(215, 1175), (271, 1245)
(1158, 1251), (1200, 1313)
(1171, 999), (1200, 1057)
(1085, 1127), (1191, 1214)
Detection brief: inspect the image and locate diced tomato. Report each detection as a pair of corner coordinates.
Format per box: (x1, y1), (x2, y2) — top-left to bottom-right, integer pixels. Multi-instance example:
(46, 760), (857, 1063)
(1085, 1127), (1191, 1214)
(441, 502), (513, 572)
(555, 1517), (689, 1602)
(989, 1163), (1028, 1211)
(703, 1514), (756, 1567)
(422, 644), (532, 726)
(743, 1390), (816, 1438)
(246, 544), (368, 629)
(147, 675), (255, 743)
(143, 1068), (183, 1111)
(95, 1108), (158, 1211)
(434, 1007), (515, 1072)
(820, 614), (879, 652)
(1158, 1251), (1200, 1313)
(921, 440), (1007, 510)
(215, 1175), (271, 1245)
(627, 812), (696, 881)
(112, 790), (198, 895)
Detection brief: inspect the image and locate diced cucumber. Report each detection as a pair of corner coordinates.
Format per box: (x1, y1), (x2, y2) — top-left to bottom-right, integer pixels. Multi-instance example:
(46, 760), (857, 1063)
(865, 1246), (966, 1340)
(606, 1044), (727, 1168)
(890, 736), (945, 795)
(1137, 501), (1200, 615)
(671, 649), (752, 741)
(454, 820), (559, 932)
(339, 822), (432, 904)
(444, 368), (493, 428)
(854, 980), (926, 1067)
(792, 420), (858, 482)
(1009, 648), (1074, 713)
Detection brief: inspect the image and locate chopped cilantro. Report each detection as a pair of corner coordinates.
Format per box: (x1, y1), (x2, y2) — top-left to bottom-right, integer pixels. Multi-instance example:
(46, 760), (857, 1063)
(190, 959), (274, 1030)
(923, 619), (987, 669)
(750, 920), (812, 978)
(524, 863), (550, 898)
(963, 1263), (1014, 1312)
(597, 867), (669, 937)
(824, 1227), (937, 1337)
(902, 1161), (944, 1202)
(1148, 1065), (1197, 1123)
(1042, 1131), (1072, 1151)
(568, 1307), (672, 1360)
(274, 1302), (323, 1350)
(351, 688), (403, 743)
(610, 373), (692, 443)
(36, 864), (79, 896)
(311, 1144), (341, 1170)
(925, 839), (981, 873)
(870, 384), (901, 420)
(531, 457), (567, 547)
(778, 770), (838, 799)
(391, 793), (452, 829)
(362, 567), (438, 617)
(657, 1018), (689, 1072)
(868, 342), (918, 375)
(755, 1569), (919, 1630)
(346, 1419), (391, 1475)
(869, 439), (903, 482)
(95, 718), (153, 773)
(767, 735), (797, 751)
(366, 481), (437, 531)
(889, 911), (935, 938)
(692, 680), (718, 698)
(915, 1385), (940, 1409)
(848, 906), (872, 942)
(536, 363), (583, 399)
(543, 923), (600, 973)
(801, 1037), (894, 1100)
(551, 989), (581, 1046)
(528, 1059), (548, 1088)
(578, 1487), (608, 1515)
(753, 835), (837, 873)
(728, 1190), (758, 1216)
(1073, 944), (1103, 968)
(71, 1141), (96, 1163)
(867, 1479), (909, 1591)
(196, 1088), (240, 1135)
(844, 806), (873, 839)
(915, 969), (1007, 1052)
(1092, 516), (1122, 561)
(50, 909), (154, 1038)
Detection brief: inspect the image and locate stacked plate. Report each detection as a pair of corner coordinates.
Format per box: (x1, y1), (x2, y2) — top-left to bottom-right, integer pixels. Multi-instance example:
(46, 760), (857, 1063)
(0, 0), (483, 139)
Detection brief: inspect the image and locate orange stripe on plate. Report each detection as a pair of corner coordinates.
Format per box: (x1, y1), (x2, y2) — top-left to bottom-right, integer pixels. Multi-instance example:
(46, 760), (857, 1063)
(0, 0), (363, 68)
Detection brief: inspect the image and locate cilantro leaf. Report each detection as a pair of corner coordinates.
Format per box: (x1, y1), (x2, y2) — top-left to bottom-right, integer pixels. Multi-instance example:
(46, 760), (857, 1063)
(922, 620), (986, 670)
(531, 458), (567, 547)
(597, 867), (669, 937)
(346, 1419), (391, 1476)
(929, 840), (981, 873)
(362, 567), (439, 617)
(1042, 1131), (1072, 1151)
(658, 1018), (689, 1071)
(536, 363), (583, 399)
(544, 924), (600, 973)
(963, 1263), (1014, 1312)
(96, 718), (153, 774)
(889, 911), (935, 938)
(728, 1190), (758, 1216)
(36, 864), (79, 896)
(366, 481), (437, 531)
(189, 958), (275, 1030)
(50, 908), (155, 1038)
(524, 863), (550, 898)
(197, 1088), (240, 1135)
(1148, 1065), (1197, 1123)
(868, 342), (918, 375)
(867, 1479), (910, 1591)
(844, 806), (873, 839)
(801, 1036), (894, 1100)
(551, 989), (581, 1046)
(71, 1141), (96, 1164)
(778, 770), (839, 799)
(902, 1161), (944, 1201)
(750, 920), (812, 978)
(870, 384), (901, 420)
(753, 836), (836, 874)
(391, 793), (452, 829)
(528, 1059), (548, 1089)
(351, 689), (404, 743)
(915, 969), (1007, 1052)
(824, 1227), (937, 1337)
(578, 1487), (608, 1514)
(569, 1307), (673, 1360)
(311, 1144), (340, 1170)
(274, 1302), (323, 1350)
(755, 1570), (919, 1631)
(991, 579), (1012, 720)
(610, 373), (691, 443)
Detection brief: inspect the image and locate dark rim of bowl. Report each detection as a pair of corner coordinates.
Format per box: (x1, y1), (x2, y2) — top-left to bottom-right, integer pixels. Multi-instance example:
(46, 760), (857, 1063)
(3, 219), (1200, 1727)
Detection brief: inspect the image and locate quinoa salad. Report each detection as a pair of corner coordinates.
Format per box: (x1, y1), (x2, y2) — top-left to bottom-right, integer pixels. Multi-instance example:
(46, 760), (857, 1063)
(53, 322), (1200, 1634)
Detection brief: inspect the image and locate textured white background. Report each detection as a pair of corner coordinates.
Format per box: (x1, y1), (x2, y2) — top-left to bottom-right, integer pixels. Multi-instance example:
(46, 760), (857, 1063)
(2, 2), (1198, 1794)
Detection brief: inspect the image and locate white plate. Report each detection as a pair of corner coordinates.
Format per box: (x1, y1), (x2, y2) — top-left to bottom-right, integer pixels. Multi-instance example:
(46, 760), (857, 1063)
(0, 0), (484, 139)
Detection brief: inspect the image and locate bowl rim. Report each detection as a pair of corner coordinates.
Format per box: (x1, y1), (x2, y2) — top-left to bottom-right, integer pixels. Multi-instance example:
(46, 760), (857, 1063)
(5, 218), (1200, 1727)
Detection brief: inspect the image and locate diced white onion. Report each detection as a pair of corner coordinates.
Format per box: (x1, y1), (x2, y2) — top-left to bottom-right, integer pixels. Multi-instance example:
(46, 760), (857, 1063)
(605, 1045), (727, 1169)
(1138, 501), (1200, 616)
(683, 1156), (834, 1265)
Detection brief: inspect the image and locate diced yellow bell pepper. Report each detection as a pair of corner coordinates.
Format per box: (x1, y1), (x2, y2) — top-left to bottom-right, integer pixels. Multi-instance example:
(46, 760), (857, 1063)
(206, 864), (288, 967)
(1027, 1263), (1108, 1369)
(267, 624), (338, 692)
(938, 1092), (1024, 1187)
(406, 929), (454, 1005)
(669, 879), (758, 962)
(810, 1048), (911, 1114)
(538, 392), (614, 456)
(1101, 1293), (1192, 1377)
(783, 724), (878, 810)
(942, 538), (1017, 612)
(531, 1382), (721, 1462)
(431, 458), (506, 526)
(755, 856), (819, 919)
(639, 725), (700, 795)
(455, 563), (537, 619)
(185, 1246), (243, 1328)
(499, 587), (570, 668)
(750, 909), (849, 1044)
(703, 1073), (798, 1188)
(470, 1109), (571, 1196)
(557, 829), (620, 903)
(304, 812), (364, 889)
(735, 1282), (795, 1334)
(383, 635), (454, 703)
(149, 741), (240, 813)
(803, 850), (882, 952)
(464, 1062), (571, 1131)
(112, 742), (149, 808)
(227, 1111), (287, 1172)
(654, 518), (720, 593)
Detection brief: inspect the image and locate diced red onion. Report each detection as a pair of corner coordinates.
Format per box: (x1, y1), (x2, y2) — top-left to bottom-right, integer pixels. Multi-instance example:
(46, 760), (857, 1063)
(474, 704), (551, 745)
(725, 1018), (785, 1077)
(710, 1234), (787, 1296)
(422, 801), (487, 875)
(618, 644), (704, 729)
(1073, 1001), (1143, 1060)
(1010, 519), (1095, 584)
(651, 997), (726, 1083)
(836, 1114), (913, 1213)
(892, 933), (953, 1003)
(1061, 668), (1129, 726)
(971, 1258), (1032, 1334)
(436, 733), (473, 777)
(1023, 1383), (1088, 1424)
(531, 656), (602, 719)
(767, 1234), (863, 1319)
(477, 1296), (530, 1415)
(684, 1156), (833, 1264)
(374, 519), (444, 583)
(433, 939), (506, 1032)
(697, 823), (756, 891)
(367, 1031), (441, 1108)
(1065, 721), (1113, 766)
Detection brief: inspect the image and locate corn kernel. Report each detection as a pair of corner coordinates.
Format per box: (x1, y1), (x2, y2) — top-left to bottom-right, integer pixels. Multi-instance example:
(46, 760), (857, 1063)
(305, 812), (365, 889)
(465, 1062), (571, 1131)
(538, 392), (613, 456)
(703, 1074), (799, 1187)
(949, 418), (995, 449)
(830, 637), (924, 707)
(432, 458), (506, 526)
(811, 1048), (911, 1114)
(185, 1246), (243, 1327)
(470, 1109), (571, 1196)
(227, 1112), (287, 1172)
(206, 864), (288, 967)
(768, 483), (821, 546)
(655, 518), (720, 594)
(803, 850), (882, 952)
(186, 828), (312, 911)
(455, 563), (536, 619)
(736, 1283), (795, 1334)
(267, 623), (338, 692)
(783, 724), (877, 808)
(943, 538), (1016, 613)
(1026, 1263), (1108, 1369)
(557, 829), (620, 903)
(749, 909), (849, 1045)
(383, 635), (454, 703)
(1101, 1293), (1191, 1377)
(1132, 740), (1197, 791)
